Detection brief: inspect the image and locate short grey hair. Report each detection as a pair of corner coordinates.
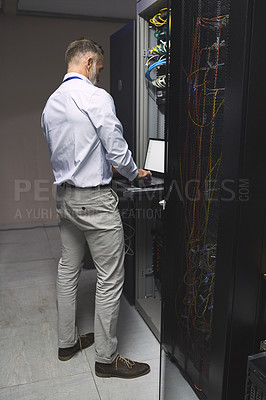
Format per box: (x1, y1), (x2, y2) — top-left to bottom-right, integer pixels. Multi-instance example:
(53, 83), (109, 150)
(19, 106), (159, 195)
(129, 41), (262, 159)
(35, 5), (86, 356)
(65, 38), (104, 66)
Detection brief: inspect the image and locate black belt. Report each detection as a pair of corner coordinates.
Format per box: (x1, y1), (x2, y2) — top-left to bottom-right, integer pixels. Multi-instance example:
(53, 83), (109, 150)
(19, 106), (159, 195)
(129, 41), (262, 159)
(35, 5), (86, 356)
(60, 182), (110, 190)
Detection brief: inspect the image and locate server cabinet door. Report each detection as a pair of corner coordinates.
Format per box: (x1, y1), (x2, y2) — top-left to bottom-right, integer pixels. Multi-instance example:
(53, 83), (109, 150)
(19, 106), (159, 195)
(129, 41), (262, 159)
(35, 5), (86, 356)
(160, 0), (266, 398)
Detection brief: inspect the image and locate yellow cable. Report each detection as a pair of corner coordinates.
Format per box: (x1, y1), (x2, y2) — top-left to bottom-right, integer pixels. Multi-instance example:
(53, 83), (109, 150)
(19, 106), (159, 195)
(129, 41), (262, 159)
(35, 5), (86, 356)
(188, 98), (224, 128)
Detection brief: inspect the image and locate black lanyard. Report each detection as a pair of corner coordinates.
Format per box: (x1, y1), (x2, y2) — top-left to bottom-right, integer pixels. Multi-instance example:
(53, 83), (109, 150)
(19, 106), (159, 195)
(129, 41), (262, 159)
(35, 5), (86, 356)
(62, 76), (82, 83)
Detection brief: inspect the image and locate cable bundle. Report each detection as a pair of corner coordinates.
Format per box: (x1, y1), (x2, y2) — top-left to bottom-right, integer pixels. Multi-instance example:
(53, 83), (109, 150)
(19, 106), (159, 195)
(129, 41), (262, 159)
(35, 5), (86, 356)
(151, 75), (166, 88)
(145, 58), (166, 82)
(144, 9), (170, 91)
(149, 8), (168, 27)
(174, 8), (230, 379)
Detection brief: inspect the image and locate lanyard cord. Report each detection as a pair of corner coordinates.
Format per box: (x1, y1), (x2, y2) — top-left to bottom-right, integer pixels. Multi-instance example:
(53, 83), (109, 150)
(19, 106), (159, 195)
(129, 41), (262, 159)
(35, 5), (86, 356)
(62, 76), (82, 83)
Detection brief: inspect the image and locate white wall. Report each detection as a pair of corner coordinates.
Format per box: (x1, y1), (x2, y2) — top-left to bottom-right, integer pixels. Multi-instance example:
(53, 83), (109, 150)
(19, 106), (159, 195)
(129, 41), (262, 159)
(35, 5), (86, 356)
(0, 15), (126, 224)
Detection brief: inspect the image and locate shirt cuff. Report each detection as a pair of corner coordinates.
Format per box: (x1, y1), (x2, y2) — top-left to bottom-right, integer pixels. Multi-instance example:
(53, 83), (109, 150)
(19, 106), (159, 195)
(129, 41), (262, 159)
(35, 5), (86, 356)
(117, 163), (138, 181)
(127, 168), (138, 181)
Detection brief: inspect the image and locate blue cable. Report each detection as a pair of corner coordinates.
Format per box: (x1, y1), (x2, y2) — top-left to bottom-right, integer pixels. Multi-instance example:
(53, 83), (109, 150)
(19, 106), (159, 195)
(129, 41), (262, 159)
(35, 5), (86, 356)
(145, 59), (166, 82)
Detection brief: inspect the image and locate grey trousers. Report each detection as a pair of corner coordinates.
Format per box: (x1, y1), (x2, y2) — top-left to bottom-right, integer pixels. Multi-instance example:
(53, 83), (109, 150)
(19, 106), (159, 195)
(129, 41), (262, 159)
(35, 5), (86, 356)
(56, 185), (125, 364)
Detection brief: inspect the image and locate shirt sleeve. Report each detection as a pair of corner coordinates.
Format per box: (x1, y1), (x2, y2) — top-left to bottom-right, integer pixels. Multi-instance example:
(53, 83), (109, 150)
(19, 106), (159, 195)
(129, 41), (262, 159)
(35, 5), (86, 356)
(40, 108), (52, 156)
(85, 88), (138, 181)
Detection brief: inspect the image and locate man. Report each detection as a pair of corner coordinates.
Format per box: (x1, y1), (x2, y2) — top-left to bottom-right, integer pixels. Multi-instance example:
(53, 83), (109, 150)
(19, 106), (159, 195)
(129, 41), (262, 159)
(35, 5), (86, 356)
(41, 38), (151, 379)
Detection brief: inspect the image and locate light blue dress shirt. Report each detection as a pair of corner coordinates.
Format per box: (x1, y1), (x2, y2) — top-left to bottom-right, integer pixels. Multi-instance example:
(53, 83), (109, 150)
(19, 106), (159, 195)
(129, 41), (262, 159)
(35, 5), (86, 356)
(41, 72), (138, 187)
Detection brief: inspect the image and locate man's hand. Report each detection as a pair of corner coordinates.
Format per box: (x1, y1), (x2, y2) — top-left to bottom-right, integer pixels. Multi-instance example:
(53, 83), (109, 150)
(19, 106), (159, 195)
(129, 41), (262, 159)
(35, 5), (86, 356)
(137, 169), (152, 180)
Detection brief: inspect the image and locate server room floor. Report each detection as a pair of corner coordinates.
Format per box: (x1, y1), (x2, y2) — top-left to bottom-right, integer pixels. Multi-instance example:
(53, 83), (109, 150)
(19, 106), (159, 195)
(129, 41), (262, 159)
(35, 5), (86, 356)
(0, 224), (197, 400)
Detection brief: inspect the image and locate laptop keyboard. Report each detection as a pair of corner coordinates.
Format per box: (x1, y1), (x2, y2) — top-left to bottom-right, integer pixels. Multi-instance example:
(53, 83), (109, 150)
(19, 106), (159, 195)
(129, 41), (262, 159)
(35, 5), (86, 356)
(133, 176), (164, 188)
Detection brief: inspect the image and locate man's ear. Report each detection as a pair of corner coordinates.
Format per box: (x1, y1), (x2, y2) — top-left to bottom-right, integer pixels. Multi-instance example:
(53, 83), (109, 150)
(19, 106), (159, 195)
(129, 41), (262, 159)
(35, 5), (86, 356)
(86, 56), (93, 69)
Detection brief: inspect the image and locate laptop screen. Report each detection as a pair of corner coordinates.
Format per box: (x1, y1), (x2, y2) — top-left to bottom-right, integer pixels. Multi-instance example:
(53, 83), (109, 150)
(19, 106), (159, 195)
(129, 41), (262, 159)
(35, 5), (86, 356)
(143, 139), (165, 174)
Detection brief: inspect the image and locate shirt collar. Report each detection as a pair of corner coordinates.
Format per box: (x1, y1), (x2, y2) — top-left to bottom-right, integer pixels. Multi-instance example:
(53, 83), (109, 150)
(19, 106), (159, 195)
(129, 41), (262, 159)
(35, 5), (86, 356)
(62, 72), (93, 85)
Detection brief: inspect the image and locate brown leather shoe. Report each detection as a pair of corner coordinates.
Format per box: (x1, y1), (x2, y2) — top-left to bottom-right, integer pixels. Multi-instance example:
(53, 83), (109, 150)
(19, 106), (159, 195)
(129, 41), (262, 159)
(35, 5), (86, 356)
(95, 355), (150, 379)
(58, 332), (94, 361)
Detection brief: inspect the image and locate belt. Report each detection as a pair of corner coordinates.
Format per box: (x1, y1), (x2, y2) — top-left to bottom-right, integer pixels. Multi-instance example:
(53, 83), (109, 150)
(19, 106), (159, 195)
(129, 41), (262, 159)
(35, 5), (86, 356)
(60, 182), (110, 190)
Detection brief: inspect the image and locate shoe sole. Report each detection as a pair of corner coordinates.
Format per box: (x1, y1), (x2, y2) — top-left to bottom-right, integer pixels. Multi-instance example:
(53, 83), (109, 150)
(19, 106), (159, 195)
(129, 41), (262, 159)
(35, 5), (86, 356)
(58, 354), (76, 361)
(95, 367), (150, 379)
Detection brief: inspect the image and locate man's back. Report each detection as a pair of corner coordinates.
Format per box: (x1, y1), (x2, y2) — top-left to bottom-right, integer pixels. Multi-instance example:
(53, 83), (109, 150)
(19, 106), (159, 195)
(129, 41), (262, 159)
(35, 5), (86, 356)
(42, 72), (136, 187)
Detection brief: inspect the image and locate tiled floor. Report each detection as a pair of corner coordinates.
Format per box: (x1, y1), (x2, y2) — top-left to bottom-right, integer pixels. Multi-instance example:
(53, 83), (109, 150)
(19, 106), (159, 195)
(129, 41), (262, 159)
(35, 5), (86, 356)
(0, 224), (197, 400)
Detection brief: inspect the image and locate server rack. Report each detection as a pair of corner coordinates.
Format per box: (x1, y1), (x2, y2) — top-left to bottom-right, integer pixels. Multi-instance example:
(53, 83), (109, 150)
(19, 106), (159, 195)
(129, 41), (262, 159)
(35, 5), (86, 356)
(110, 3), (167, 329)
(160, 0), (266, 399)
(110, 22), (136, 305)
(110, 21), (136, 159)
(245, 352), (266, 400)
(134, 0), (168, 339)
